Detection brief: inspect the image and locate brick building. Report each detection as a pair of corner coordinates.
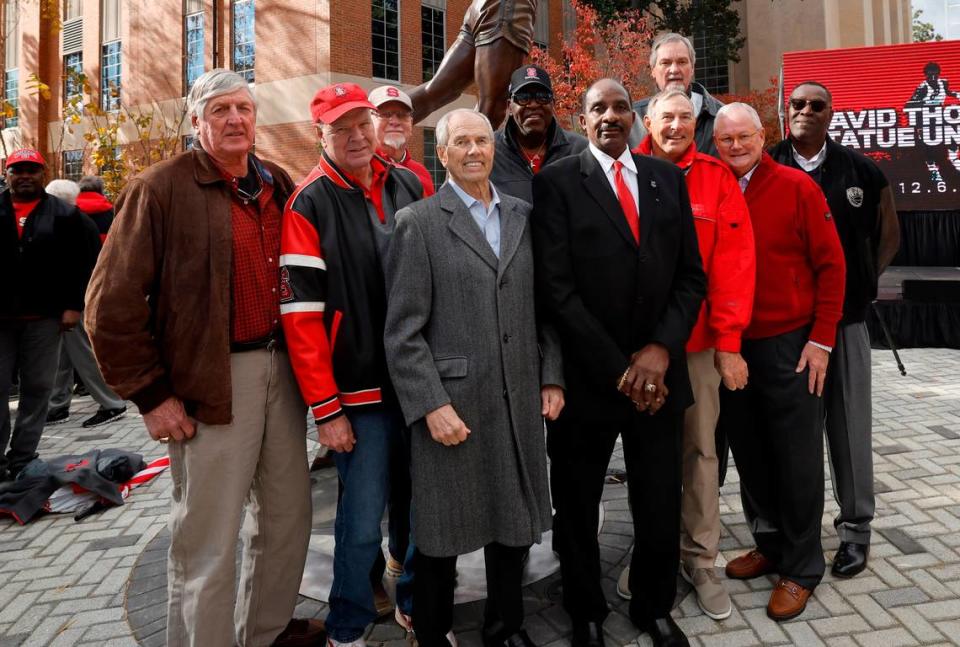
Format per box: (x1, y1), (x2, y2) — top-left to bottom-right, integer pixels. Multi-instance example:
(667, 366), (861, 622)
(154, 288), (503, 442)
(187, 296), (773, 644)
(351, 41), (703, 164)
(1, 0), (565, 185)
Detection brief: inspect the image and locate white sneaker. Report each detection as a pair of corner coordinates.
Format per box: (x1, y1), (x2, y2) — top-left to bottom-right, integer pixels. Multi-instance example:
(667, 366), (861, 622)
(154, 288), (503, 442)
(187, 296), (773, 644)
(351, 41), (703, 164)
(328, 639), (367, 647)
(616, 565), (632, 600)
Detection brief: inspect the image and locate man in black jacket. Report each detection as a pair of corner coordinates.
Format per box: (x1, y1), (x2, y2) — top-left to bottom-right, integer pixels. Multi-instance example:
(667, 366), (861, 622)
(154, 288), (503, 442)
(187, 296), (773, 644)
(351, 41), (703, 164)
(769, 80), (900, 579)
(628, 33), (724, 157)
(532, 79), (705, 647)
(491, 65), (587, 203)
(0, 149), (92, 482)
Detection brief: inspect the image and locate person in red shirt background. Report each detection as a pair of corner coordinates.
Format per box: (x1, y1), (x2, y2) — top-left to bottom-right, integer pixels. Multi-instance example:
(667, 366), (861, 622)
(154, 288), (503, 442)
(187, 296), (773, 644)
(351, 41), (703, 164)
(369, 85), (436, 196)
(0, 149), (91, 483)
(618, 89), (755, 623)
(714, 102), (845, 622)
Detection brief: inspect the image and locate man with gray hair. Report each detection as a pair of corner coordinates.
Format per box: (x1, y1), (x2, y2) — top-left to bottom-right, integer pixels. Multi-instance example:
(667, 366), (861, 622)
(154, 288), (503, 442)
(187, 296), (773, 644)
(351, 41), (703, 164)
(86, 68), (322, 647)
(385, 107), (564, 647)
(629, 32), (724, 157)
(713, 102), (845, 621)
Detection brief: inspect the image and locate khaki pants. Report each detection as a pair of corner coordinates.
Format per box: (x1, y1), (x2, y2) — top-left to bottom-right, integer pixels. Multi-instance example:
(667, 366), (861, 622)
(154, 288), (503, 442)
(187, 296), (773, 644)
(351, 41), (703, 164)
(680, 348), (722, 569)
(166, 349), (311, 647)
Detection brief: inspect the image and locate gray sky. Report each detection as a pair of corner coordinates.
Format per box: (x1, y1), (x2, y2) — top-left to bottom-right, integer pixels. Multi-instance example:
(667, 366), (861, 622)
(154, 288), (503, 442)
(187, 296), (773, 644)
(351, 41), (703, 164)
(912, 0), (959, 39)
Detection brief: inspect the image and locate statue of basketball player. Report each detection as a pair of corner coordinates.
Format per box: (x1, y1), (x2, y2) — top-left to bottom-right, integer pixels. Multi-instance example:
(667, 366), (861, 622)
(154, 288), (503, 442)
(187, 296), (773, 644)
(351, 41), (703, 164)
(410, 0), (538, 128)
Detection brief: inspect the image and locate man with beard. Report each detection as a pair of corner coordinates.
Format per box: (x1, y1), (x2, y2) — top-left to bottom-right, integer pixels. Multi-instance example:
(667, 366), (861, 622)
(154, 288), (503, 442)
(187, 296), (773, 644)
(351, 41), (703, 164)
(715, 102), (845, 621)
(770, 81), (899, 579)
(532, 78), (705, 647)
(629, 33), (724, 157)
(370, 85), (435, 196)
(491, 65), (587, 203)
(1, 149), (91, 482)
(617, 89), (754, 622)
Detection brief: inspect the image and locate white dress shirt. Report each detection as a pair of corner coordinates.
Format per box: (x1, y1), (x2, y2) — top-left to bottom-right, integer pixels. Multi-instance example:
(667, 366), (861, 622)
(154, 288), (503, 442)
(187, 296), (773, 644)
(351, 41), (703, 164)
(737, 163), (760, 193)
(588, 142), (639, 212)
(792, 142), (827, 172)
(448, 178), (502, 258)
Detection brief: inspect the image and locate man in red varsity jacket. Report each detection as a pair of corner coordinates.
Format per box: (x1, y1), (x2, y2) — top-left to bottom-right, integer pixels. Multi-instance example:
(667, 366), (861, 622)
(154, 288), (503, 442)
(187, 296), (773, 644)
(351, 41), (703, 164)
(279, 82), (424, 646)
(714, 102), (845, 622)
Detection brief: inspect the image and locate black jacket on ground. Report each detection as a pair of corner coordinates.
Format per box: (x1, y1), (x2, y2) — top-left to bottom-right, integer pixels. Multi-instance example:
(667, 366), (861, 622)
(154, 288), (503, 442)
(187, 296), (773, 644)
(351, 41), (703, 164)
(769, 137), (888, 323)
(0, 190), (93, 318)
(491, 117), (588, 203)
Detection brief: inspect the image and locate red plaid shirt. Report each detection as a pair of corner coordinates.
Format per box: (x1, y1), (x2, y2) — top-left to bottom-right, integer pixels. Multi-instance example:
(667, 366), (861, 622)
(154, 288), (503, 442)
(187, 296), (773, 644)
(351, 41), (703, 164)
(219, 166), (282, 343)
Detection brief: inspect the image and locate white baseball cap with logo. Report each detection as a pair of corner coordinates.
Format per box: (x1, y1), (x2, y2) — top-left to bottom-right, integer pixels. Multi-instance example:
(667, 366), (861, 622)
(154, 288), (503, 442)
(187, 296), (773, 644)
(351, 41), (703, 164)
(368, 85), (413, 110)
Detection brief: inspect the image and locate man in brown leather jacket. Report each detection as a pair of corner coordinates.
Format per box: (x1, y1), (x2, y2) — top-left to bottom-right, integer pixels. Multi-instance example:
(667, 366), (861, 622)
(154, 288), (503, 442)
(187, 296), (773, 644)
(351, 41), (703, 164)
(85, 69), (322, 647)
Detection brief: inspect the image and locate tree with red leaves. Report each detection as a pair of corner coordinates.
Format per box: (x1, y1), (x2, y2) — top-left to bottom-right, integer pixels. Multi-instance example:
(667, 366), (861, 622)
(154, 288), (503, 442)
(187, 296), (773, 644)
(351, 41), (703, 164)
(530, 0), (654, 132)
(716, 77), (783, 146)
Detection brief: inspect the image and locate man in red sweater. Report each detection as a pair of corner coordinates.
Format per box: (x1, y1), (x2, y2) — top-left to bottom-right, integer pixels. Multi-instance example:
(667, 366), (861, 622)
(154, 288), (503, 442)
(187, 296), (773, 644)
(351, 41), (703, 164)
(714, 102), (845, 621)
(617, 89), (755, 621)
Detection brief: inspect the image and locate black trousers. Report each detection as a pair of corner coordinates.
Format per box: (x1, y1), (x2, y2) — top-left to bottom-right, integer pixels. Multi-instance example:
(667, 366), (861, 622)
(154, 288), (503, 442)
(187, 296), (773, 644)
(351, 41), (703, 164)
(413, 543), (529, 647)
(718, 327), (826, 589)
(548, 407), (682, 625)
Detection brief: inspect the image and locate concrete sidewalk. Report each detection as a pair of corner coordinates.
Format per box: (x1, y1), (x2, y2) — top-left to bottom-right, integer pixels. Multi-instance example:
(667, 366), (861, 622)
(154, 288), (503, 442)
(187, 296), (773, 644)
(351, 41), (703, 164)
(1, 347), (959, 646)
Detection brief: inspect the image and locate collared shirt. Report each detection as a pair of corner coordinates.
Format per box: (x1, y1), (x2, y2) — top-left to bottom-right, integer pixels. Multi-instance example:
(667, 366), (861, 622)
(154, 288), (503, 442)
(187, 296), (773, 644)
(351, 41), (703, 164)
(448, 178), (502, 258)
(738, 163), (760, 193)
(588, 142), (639, 211)
(792, 142), (828, 172)
(691, 90), (704, 117)
(214, 160), (282, 344)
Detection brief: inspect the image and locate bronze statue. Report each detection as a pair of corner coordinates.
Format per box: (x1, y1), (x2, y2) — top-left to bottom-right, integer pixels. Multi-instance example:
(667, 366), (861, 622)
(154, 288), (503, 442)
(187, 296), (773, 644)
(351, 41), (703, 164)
(410, 0), (539, 128)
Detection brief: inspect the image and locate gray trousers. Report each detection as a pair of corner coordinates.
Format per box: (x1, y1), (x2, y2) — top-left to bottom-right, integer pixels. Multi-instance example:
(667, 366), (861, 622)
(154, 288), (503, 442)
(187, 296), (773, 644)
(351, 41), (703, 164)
(0, 318), (62, 475)
(49, 320), (125, 414)
(824, 321), (874, 544)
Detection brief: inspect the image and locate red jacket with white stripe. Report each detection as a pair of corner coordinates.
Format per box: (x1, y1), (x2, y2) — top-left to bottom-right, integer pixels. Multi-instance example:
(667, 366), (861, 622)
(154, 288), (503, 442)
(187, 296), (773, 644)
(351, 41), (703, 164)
(635, 137), (756, 353)
(280, 152), (424, 424)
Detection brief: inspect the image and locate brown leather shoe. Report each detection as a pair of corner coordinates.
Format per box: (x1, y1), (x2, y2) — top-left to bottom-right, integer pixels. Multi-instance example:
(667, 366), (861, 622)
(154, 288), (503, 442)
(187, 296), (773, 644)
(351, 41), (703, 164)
(271, 618), (326, 647)
(766, 578), (812, 621)
(373, 580), (395, 618)
(725, 549), (776, 580)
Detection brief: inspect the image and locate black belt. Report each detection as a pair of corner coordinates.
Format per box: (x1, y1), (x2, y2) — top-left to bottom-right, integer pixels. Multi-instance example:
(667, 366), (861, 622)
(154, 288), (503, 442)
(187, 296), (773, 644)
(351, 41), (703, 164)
(230, 334), (285, 353)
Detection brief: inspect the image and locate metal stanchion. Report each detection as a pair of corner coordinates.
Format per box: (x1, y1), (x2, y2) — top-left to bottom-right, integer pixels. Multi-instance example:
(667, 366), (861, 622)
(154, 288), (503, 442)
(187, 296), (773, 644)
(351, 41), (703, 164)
(872, 301), (907, 376)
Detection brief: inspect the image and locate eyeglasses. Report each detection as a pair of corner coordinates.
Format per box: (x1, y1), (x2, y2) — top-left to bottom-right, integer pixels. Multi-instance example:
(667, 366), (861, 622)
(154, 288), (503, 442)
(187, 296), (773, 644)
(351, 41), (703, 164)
(716, 130), (761, 148)
(789, 98), (828, 113)
(377, 109), (412, 121)
(511, 91), (554, 107)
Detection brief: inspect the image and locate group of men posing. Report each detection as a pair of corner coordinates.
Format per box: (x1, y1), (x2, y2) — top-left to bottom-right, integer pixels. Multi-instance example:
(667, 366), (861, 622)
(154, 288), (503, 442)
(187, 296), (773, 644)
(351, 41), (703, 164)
(44, 29), (896, 647)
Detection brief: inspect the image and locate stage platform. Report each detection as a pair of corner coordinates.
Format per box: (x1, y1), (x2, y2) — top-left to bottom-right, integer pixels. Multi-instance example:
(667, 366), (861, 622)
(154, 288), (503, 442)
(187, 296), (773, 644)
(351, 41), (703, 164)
(870, 266), (960, 349)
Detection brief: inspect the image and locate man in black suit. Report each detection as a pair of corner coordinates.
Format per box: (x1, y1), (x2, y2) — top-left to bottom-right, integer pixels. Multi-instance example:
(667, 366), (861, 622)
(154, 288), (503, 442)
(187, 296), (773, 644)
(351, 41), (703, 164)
(531, 79), (706, 647)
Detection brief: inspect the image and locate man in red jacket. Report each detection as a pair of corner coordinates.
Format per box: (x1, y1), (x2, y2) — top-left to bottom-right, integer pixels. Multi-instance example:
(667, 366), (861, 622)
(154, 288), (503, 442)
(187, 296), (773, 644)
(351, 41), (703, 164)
(714, 102), (845, 621)
(617, 89), (755, 621)
(369, 85), (436, 196)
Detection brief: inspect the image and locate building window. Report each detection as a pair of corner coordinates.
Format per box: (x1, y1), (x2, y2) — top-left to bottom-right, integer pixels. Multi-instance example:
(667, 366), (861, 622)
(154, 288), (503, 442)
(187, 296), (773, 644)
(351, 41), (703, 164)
(692, 31), (728, 95)
(422, 127), (444, 189)
(184, 0), (204, 92)
(533, 3), (549, 50)
(63, 150), (84, 181)
(101, 0), (122, 110)
(421, 0), (444, 82)
(3, 69), (17, 128)
(63, 0), (82, 19)
(232, 0), (255, 82)
(372, 0), (399, 81)
(64, 52), (83, 101)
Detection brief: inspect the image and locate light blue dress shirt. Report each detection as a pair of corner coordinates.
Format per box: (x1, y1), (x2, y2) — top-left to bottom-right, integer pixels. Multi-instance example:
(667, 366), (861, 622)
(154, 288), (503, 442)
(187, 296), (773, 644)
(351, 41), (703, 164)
(448, 179), (502, 259)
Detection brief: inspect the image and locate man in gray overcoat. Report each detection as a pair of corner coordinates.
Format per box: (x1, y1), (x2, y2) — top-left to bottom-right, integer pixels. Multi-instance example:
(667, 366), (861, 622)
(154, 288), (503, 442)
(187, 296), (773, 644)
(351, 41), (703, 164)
(384, 108), (564, 647)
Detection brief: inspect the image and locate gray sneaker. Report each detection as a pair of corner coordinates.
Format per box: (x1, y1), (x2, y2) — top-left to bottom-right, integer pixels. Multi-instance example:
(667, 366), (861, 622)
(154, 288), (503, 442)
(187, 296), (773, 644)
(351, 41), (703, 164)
(681, 563), (732, 620)
(616, 565), (632, 600)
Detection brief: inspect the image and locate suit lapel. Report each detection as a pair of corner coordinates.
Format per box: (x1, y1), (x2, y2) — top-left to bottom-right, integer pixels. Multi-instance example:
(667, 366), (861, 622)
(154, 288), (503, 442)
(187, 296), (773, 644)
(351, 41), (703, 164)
(580, 149), (639, 250)
(440, 184), (499, 272)
(632, 154), (656, 253)
(497, 198), (525, 278)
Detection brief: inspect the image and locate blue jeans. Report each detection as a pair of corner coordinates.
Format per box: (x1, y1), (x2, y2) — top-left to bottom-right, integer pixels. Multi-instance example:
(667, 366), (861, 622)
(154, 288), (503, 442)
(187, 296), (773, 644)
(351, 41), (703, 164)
(327, 406), (405, 642)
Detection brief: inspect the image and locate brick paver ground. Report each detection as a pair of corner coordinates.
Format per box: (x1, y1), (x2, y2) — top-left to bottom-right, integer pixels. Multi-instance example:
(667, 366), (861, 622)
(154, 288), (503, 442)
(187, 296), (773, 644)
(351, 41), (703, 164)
(1, 347), (959, 646)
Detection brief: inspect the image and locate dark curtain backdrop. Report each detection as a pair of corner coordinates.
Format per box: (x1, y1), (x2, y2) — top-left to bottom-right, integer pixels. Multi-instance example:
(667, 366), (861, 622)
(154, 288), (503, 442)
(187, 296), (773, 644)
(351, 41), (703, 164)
(893, 211), (960, 266)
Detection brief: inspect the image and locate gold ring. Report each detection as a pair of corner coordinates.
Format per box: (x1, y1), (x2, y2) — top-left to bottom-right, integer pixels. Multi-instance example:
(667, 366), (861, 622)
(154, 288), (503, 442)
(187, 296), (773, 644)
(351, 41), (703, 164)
(158, 437), (170, 444)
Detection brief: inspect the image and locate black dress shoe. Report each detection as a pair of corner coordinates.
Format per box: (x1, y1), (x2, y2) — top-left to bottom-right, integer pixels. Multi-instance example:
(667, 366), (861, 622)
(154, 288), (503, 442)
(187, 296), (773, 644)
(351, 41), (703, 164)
(832, 541), (869, 578)
(644, 616), (689, 647)
(502, 630), (536, 647)
(571, 621), (605, 647)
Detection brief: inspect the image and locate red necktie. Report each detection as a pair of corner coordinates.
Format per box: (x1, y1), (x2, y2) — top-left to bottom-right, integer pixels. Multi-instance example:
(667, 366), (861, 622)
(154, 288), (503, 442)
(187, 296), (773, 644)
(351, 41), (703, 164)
(613, 160), (640, 244)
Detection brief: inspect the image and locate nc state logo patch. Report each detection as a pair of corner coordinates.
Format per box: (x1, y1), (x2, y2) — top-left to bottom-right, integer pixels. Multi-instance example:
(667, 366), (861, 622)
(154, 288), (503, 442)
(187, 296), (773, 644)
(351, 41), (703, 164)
(846, 186), (864, 208)
(279, 267), (294, 303)
(334, 85), (346, 97)
(386, 87), (399, 97)
(526, 67), (538, 78)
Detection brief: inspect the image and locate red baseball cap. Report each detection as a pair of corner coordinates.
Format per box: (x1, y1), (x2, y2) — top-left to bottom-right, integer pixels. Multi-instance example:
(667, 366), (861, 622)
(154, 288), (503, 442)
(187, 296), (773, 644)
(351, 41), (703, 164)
(6, 148), (47, 168)
(310, 83), (377, 124)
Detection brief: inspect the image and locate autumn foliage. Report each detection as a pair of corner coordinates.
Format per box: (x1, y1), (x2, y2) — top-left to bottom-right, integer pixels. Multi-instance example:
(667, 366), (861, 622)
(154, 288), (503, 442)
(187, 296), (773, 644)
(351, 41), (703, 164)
(530, 0), (654, 132)
(716, 76), (783, 146)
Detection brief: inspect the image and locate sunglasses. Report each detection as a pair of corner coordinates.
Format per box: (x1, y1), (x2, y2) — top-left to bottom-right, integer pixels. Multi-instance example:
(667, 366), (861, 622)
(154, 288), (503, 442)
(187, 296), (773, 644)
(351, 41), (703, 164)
(512, 91), (554, 107)
(789, 98), (828, 113)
